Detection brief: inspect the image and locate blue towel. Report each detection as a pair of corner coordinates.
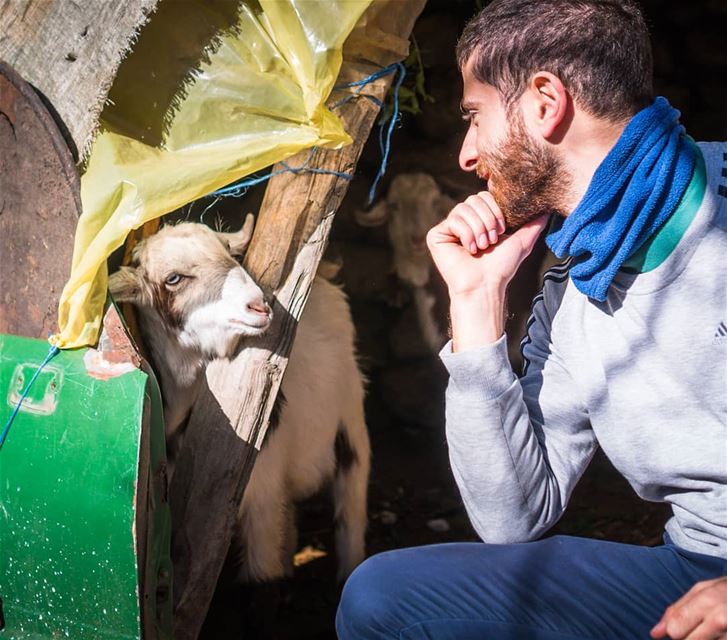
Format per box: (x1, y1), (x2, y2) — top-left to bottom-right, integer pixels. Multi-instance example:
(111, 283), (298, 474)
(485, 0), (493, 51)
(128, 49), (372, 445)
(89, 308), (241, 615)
(546, 97), (696, 301)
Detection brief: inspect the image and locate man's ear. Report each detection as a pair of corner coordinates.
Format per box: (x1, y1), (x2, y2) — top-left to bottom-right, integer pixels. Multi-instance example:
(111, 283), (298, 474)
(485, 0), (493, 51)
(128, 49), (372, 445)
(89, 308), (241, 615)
(108, 266), (144, 304)
(525, 71), (570, 140)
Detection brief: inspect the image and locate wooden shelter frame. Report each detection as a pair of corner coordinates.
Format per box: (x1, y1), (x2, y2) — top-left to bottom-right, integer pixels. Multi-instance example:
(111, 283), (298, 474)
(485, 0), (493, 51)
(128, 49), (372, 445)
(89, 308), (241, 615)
(0, 1), (426, 637)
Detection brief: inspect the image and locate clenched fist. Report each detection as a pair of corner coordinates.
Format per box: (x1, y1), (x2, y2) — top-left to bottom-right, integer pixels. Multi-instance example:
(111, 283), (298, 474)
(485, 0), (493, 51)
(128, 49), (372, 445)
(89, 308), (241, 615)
(426, 191), (549, 297)
(426, 191), (549, 351)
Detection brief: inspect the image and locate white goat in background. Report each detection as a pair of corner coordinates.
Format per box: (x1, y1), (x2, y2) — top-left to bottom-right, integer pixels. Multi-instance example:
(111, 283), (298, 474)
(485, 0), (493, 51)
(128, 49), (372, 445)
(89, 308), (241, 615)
(109, 215), (370, 583)
(356, 172), (453, 353)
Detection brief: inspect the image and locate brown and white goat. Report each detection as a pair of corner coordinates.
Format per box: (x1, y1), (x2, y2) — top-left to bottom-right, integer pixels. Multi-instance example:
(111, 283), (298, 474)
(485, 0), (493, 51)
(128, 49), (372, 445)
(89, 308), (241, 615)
(109, 216), (370, 583)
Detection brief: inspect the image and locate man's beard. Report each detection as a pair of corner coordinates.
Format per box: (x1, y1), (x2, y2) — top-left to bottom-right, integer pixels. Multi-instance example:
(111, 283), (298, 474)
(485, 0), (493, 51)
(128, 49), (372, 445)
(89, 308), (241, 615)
(476, 113), (572, 232)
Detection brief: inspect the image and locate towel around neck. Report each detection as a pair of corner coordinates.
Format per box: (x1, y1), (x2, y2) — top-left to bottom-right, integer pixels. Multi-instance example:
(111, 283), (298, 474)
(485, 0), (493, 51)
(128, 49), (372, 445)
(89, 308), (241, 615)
(546, 96), (696, 302)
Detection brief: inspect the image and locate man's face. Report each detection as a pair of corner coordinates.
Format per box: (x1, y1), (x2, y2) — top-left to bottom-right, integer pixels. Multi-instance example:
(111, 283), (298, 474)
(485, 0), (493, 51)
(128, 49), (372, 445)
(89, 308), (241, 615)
(459, 63), (571, 231)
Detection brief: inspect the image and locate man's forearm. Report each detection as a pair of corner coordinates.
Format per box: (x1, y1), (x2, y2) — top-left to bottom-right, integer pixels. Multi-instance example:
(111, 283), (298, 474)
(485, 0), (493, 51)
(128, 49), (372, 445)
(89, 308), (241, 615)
(450, 286), (507, 352)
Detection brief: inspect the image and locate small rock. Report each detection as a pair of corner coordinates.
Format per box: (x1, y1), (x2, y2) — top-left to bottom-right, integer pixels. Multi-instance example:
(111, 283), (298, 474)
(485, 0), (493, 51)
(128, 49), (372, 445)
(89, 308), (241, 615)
(426, 518), (450, 533)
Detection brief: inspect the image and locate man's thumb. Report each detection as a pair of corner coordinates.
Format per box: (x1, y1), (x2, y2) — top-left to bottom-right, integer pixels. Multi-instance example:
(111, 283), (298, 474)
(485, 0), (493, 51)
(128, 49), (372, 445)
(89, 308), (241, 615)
(511, 214), (550, 254)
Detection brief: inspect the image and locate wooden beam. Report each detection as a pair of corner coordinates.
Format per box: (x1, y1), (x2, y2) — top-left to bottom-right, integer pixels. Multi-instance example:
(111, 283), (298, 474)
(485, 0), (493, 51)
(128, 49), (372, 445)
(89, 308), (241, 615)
(0, 0), (158, 158)
(168, 3), (426, 637)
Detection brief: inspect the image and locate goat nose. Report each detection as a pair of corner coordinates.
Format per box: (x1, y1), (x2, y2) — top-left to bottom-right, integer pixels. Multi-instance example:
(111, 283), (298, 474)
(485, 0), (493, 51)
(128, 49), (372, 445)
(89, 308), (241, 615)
(247, 300), (270, 315)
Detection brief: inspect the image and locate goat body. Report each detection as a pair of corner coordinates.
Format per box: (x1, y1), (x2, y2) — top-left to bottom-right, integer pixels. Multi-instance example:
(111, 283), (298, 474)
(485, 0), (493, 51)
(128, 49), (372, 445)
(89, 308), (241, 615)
(110, 219), (370, 583)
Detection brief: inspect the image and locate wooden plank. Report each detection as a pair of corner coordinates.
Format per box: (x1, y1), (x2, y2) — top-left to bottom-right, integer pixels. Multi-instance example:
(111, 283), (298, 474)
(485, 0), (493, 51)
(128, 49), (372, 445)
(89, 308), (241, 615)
(0, 0), (158, 158)
(168, 3), (426, 637)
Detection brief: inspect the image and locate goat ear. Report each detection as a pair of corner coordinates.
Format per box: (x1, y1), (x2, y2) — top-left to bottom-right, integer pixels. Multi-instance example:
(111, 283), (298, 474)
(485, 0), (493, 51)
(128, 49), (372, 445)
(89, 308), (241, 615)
(108, 266), (144, 304)
(218, 213), (255, 256)
(354, 200), (389, 228)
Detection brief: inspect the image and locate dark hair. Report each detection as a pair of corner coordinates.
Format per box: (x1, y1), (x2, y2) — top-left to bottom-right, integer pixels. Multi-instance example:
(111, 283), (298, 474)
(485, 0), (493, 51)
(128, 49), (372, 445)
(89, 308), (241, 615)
(456, 0), (654, 121)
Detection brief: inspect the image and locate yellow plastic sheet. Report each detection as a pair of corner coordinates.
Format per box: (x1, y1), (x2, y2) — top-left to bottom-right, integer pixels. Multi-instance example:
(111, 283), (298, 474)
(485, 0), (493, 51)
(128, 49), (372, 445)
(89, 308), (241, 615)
(53, 0), (372, 349)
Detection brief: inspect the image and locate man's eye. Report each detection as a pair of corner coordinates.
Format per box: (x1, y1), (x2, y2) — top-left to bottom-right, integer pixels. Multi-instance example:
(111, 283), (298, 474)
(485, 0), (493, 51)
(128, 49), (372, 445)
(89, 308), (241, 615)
(165, 273), (183, 286)
(461, 110), (477, 124)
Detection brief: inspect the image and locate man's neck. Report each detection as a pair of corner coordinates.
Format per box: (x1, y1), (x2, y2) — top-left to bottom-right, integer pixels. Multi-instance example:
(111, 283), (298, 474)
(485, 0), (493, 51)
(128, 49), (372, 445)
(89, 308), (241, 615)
(560, 113), (630, 215)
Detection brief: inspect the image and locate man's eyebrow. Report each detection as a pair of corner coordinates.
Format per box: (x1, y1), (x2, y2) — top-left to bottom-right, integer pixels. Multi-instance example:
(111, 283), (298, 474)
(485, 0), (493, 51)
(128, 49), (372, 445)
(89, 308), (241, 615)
(460, 100), (479, 111)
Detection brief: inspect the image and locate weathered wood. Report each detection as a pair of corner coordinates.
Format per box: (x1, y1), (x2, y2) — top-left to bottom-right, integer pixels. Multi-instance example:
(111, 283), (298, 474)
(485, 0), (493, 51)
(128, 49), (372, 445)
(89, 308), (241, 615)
(168, 3), (426, 637)
(0, 61), (80, 339)
(0, 0), (158, 158)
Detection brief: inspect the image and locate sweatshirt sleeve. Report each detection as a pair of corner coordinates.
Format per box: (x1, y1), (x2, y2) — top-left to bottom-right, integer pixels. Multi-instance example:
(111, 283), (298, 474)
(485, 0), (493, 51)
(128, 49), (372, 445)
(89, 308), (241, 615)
(439, 285), (597, 543)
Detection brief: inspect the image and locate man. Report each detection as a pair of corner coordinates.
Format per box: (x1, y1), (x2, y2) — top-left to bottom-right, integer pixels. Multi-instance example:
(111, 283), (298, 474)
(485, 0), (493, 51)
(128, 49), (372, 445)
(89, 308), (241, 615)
(336, 0), (727, 638)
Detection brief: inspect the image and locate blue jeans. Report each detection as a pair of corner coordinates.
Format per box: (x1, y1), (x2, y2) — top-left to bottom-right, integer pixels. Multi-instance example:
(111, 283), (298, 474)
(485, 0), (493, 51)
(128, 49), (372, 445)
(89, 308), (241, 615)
(336, 535), (726, 639)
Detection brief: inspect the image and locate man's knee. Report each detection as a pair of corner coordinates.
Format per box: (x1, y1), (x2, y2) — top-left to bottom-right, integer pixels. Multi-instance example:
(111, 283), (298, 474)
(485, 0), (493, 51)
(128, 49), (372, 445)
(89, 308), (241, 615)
(337, 550), (407, 639)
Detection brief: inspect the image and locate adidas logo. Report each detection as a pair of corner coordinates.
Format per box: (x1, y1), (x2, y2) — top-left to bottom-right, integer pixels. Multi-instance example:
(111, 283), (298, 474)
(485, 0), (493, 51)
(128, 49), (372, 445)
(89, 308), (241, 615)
(715, 321), (727, 342)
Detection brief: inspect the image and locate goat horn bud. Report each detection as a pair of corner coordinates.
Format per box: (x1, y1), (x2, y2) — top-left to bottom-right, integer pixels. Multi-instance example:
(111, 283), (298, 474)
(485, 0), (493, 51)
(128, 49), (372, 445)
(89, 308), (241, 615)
(354, 200), (389, 228)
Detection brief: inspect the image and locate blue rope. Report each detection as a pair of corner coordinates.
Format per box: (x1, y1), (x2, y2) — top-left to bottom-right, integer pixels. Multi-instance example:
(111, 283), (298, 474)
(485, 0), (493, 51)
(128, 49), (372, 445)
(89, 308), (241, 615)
(366, 62), (406, 205)
(0, 344), (60, 450)
(211, 148), (354, 199)
(330, 93), (384, 110)
(210, 61), (405, 205)
(333, 62), (402, 89)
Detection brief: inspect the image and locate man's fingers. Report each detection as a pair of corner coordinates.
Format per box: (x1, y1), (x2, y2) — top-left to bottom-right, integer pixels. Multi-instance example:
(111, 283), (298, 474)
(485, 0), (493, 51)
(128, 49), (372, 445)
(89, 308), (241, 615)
(457, 201), (491, 249)
(651, 619), (668, 638)
(655, 581), (727, 640)
(448, 214), (480, 254)
(465, 193), (501, 246)
(684, 619), (727, 640)
(430, 199), (501, 254)
(661, 600), (706, 639)
(477, 191), (506, 234)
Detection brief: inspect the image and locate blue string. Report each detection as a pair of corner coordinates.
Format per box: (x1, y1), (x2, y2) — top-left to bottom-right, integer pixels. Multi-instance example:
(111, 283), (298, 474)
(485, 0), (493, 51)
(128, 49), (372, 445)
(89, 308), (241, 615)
(367, 62), (406, 205)
(210, 61), (405, 205)
(0, 344), (60, 450)
(211, 148), (354, 199)
(333, 62), (402, 89)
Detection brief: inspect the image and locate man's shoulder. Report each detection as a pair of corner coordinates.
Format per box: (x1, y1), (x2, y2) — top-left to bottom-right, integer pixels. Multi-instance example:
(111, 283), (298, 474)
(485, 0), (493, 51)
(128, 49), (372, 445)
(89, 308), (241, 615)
(697, 141), (727, 201)
(696, 140), (727, 163)
(696, 141), (727, 230)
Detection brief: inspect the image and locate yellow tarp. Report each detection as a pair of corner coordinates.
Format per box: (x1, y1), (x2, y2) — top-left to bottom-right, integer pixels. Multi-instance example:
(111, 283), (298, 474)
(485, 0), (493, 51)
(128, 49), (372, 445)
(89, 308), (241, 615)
(52, 0), (372, 349)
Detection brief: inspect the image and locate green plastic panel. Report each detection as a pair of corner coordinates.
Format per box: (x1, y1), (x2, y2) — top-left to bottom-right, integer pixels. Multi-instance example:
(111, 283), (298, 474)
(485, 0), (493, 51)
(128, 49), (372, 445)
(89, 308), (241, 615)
(0, 335), (145, 639)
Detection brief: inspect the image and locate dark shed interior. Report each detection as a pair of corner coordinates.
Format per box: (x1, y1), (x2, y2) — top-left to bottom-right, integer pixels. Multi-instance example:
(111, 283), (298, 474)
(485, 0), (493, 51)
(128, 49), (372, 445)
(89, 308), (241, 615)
(182, 1), (726, 637)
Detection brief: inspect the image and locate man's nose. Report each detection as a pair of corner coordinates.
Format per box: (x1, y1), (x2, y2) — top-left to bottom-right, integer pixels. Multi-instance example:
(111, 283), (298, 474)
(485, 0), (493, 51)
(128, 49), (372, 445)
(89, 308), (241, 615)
(459, 126), (479, 172)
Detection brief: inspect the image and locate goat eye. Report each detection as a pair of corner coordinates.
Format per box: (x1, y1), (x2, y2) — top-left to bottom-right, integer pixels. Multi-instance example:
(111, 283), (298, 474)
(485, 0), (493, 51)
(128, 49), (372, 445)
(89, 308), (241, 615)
(165, 273), (183, 286)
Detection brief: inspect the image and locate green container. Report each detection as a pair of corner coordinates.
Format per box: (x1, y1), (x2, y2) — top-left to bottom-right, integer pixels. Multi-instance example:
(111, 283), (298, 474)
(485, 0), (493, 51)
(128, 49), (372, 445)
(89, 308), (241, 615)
(0, 334), (172, 639)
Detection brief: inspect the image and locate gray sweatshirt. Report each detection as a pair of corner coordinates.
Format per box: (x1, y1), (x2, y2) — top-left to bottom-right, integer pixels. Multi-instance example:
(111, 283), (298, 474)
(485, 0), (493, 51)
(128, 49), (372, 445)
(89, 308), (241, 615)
(440, 142), (727, 558)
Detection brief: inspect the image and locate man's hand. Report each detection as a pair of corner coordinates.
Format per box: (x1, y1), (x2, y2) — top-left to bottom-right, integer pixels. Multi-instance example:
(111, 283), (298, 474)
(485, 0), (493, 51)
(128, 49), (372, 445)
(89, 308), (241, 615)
(651, 577), (727, 640)
(426, 192), (548, 350)
(427, 192), (547, 296)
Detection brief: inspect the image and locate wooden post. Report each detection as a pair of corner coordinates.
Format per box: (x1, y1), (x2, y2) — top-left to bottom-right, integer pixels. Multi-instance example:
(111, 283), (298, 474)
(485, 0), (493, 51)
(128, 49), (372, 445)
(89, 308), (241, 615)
(168, 4), (426, 637)
(0, 0), (158, 159)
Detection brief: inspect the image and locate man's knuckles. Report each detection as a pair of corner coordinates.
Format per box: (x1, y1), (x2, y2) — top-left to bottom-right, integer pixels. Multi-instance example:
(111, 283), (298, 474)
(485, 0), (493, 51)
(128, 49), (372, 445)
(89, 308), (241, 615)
(665, 605), (695, 636)
(711, 608), (727, 631)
